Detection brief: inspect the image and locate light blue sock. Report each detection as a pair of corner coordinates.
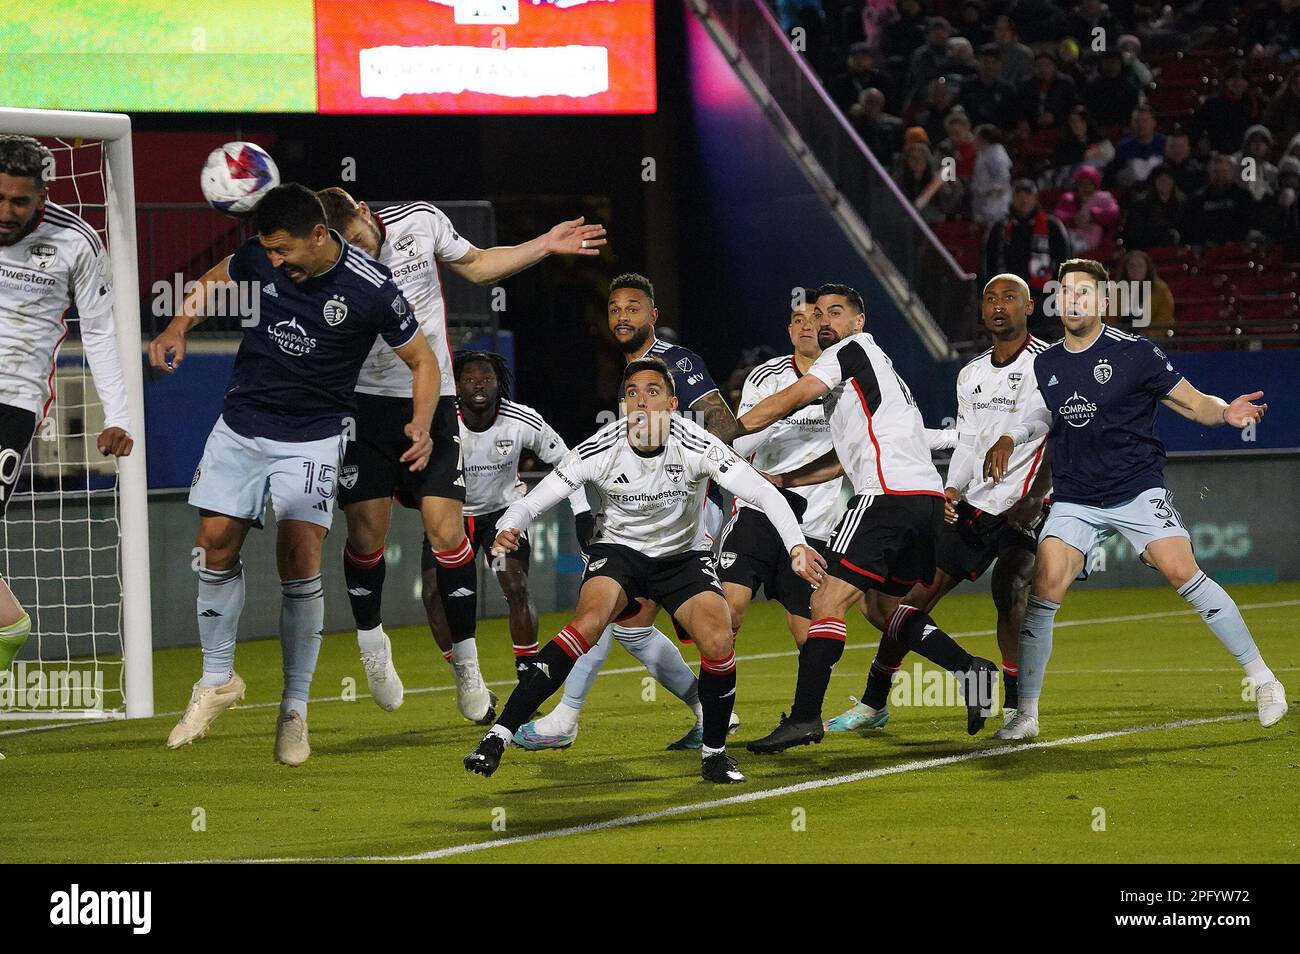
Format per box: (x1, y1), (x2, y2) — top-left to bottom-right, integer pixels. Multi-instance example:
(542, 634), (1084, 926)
(280, 575), (324, 716)
(1178, 571), (1262, 667)
(1016, 594), (1060, 716)
(560, 624), (613, 711)
(614, 624), (700, 708)
(197, 561), (244, 686)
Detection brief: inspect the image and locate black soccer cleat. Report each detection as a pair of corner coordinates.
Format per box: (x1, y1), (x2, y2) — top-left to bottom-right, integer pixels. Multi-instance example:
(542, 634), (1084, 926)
(746, 712), (824, 755)
(464, 732), (506, 777)
(961, 658), (1000, 736)
(474, 690), (499, 727)
(701, 752), (747, 784)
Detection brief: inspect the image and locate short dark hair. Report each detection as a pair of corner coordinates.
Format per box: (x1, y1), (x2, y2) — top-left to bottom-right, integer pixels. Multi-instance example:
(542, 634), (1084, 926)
(1058, 257), (1109, 285)
(0, 135), (54, 188)
(978, 43), (1001, 60)
(622, 356), (675, 396)
(453, 350), (513, 405)
(253, 183), (327, 238)
(1034, 51), (1057, 64)
(315, 186), (362, 231)
(794, 286), (821, 314)
(816, 283), (865, 314)
(610, 272), (655, 304)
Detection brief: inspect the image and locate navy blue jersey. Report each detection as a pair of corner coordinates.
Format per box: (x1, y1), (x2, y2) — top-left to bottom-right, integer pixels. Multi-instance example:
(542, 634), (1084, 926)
(1033, 326), (1184, 507)
(223, 233), (419, 442)
(644, 337), (720, 409)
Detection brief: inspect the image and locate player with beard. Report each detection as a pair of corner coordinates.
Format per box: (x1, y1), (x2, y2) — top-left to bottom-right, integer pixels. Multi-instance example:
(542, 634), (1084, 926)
(464, 357), (825, 783)
(417, 351), (593, 676)
(733, 284), (1000, 755)
(0, 136), (135, 691)
(514, 273), (742, 752)
(825, 274), (1054, 735)
(316, 188), (604, 725)
(988, 259), (1286, 739)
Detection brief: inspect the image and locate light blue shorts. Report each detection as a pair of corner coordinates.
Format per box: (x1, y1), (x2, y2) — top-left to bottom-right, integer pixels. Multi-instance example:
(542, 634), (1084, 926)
(188, 416), (345, 530)
(1040, 486), (1190, 567)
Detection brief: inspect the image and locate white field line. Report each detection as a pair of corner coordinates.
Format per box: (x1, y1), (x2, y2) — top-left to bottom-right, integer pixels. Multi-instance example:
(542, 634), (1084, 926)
(198, 712), (1256, 864)
(4, 598), (1296, 740)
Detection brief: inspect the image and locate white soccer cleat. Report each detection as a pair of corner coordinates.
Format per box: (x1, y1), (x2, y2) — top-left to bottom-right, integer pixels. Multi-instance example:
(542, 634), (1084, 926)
(274, 710), (311, 766)
(359, 633), (404, 711)
(166, 673), (246, 749)
(453, 657), (496, 724)
(728, 710), (741, 735)
(1001, 707), (1019, 726)
(1255, 680), (1288, 728)
(993, 711), (1039, 741)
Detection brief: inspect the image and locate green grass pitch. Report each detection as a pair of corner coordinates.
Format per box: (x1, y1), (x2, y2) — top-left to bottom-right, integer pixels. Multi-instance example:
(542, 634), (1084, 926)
(1, 582), (1296, 863)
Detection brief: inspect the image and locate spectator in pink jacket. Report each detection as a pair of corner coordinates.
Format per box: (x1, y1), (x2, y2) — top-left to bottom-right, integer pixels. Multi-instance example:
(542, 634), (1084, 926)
(1053, 165), (1120, 256)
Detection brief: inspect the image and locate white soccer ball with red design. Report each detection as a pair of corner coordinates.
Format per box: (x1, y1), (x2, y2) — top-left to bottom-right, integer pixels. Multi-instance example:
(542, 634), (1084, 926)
(200, 142), (280, 216)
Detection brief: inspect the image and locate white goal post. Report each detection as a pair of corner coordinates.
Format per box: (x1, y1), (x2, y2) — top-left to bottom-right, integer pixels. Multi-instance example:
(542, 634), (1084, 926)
(0, 108), (153, 720)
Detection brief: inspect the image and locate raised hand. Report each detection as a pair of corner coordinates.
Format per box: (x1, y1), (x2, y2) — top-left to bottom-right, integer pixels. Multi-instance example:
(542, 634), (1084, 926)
(1223, 391), (1267, 428)
(545, 217), (607, 257)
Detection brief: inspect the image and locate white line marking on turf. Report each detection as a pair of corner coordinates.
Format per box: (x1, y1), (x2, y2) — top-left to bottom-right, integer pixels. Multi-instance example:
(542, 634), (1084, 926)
(198, 712), (1256, 864)
(3, 599), (1296, 739)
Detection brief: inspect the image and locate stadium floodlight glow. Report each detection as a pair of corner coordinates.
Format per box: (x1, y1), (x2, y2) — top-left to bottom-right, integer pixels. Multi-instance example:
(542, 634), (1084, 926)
(0, 107), (153, 720)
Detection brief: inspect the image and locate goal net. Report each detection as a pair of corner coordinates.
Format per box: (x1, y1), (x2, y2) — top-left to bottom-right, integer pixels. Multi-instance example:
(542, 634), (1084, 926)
(0, 109), (152, 721)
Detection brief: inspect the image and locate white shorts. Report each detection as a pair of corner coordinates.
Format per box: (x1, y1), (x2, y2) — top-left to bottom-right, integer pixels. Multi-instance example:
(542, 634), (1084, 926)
(188, 416), (345, 530)
(1040, 486), (1190, 570)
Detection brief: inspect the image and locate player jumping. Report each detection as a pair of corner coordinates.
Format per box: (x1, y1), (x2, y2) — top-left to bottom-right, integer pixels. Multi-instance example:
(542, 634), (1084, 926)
(418, 350), (593, 673)
(989, 259), (1287, 740)
(150, 185), (439, 765)
(315, 188), (605, 722)
(827, 273), (1054, 734)
(0, 136), (136, 688)
(464, 357), (825, 783)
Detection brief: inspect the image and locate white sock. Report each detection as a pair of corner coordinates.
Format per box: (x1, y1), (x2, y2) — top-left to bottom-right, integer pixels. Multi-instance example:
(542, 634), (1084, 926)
(199, 669), (233, 688)
(451, 638), (479, 665)
(281, 697), (307, 721)
(692, 702), (704, 729)
(357, 625), (386, 654)
(489, 724), (513, 745)
(547, 700), (582, 730)
(1244, 657), (1277, 688)
(701, 744), (725, 759)
(1018, 697), (1039, 718)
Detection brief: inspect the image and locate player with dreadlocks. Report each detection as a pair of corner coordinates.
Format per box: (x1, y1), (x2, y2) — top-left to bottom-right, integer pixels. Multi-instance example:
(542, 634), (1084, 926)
(418, 351), (593, 680)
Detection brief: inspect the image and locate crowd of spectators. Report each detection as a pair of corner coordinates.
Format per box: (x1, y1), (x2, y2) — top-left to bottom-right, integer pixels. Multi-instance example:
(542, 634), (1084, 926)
(777, 0), (1300, 341)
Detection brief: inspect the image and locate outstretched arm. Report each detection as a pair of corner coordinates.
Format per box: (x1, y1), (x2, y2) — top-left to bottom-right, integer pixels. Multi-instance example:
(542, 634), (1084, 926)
(492, 467), (584, 557)
(1162, 380), (1267, 429)
(767, 447), (844, 488)
(733, 374), (830, 444)
(147, 256), (232, 373)
(712, 456), (826, 587)
(443, 217), (607, 285)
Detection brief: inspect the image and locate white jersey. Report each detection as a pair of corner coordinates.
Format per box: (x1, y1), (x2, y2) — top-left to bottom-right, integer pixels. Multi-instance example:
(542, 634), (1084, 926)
(355, 202), (471, 398)
(946, 336), (1053, 513)
(734, 354), (842, 541)
(806, 332), (944, 498)
(460, 399), (590, 518)
(499, 414), (808, 560)
(0, 202), (128, 428)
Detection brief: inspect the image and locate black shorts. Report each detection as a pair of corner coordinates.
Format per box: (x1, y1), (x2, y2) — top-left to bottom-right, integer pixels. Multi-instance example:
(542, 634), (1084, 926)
(419, 507), (531, 572)
(582, 543), (723, 616)
(825, 494), (944, 597)
(339, 393), (465, 508)
(936, 500), (1043, 582)
(717, 507), (828, 618)
(0, 404), (37, 518)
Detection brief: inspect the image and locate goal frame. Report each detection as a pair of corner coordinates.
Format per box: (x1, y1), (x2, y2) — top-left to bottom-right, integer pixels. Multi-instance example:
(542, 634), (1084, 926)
(0, 107), (153, 719)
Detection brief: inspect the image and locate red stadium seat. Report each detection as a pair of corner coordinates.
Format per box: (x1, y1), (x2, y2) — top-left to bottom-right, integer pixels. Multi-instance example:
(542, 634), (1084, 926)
(1165, 273), (1229, 297)
(1144, 245), (1194, 265)
(1201, 242), (1257, 267)
(1236, 298), (1299, 322)
(1153, 57), (1214, 85)
(1231, 271), (1297, 296)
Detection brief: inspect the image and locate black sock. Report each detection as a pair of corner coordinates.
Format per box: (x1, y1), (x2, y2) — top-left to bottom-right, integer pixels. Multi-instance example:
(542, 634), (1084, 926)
(862, 617), (910, 709)
(343, 544), (385, 630)
(698, 653), (737, 749)
(432, 536), (477, 641)
(891, 605), (974, 673)
(496, 627), (589, 732)
(790, 618), (847, 723)
(1002, 666), (1019, 710)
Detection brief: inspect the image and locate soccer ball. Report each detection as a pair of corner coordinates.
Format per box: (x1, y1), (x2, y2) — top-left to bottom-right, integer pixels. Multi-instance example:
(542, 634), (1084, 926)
(200, 142), (280, 216)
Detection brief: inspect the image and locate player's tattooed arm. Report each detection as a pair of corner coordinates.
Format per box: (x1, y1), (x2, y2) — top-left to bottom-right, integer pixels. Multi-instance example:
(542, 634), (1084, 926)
(767, 448), (844, 489)
(445, 217), (607, 285)
(691, 390), (741, 444)
(732, 375), (830, 445)
(1162, 380), (1267, 428)
(147, 257), (232, 373)
(393, 332), (439, 471)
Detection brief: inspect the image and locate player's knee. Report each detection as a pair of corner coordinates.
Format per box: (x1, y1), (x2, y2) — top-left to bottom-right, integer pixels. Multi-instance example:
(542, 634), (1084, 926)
(428, 527), (466, 554)
(693, 626), (733, 660)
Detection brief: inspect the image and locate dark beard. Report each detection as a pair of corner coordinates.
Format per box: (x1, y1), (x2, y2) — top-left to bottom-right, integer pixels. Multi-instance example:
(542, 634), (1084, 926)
(617, 324), (653, 355)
